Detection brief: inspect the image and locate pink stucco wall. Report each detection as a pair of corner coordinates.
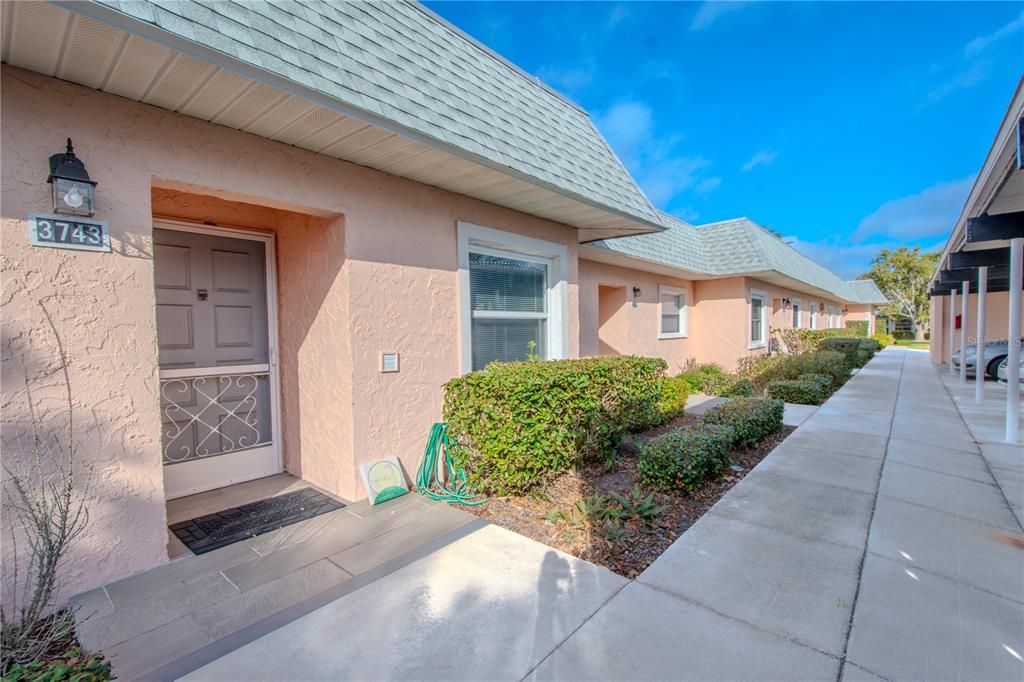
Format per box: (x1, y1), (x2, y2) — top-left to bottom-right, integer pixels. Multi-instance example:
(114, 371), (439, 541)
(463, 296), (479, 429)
(845, 304), (876, 335)
(930, 291), (1024, 365)
(1, 66), (584, 598)
(578, 260), (694, 373)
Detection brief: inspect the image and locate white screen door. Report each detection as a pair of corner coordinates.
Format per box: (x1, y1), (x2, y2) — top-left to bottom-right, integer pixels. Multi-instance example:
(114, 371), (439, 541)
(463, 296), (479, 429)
(154, 222), (282, 499)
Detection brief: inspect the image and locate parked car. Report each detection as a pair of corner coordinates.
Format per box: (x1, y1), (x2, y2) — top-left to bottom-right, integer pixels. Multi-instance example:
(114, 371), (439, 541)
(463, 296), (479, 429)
(996, 355), (1024, 383)
(952, 338), (1024, 379)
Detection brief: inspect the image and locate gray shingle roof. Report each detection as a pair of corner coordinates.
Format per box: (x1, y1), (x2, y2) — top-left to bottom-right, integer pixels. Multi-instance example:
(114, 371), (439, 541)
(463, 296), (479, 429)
(91, 0), (660, 226)
(591, 214), (888, 304)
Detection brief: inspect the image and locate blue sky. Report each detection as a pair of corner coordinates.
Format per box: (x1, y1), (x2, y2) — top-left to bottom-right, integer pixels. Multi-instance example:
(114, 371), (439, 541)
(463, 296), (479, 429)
(425, 1), (1023, 278)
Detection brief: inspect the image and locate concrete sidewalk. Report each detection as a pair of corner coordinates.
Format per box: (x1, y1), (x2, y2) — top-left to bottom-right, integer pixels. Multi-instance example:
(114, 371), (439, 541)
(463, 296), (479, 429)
(180, 349), (1023, 681)
(533, 348), (1024, 681)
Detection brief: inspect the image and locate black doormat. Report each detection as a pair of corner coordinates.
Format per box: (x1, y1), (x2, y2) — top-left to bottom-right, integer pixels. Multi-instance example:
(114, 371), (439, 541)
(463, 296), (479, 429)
(169, 488), (344, 555)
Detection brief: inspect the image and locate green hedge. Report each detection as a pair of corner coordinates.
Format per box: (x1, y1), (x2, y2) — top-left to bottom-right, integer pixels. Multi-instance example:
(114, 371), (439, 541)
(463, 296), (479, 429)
(679, 363), (753, 397)
(655, 375), (690, 425)
(444, 356), (667, 494)
(701, 397), (785, 449)
(799, 372), (834, 392)
(637, 424), (734, 493)
(855, 349), (871, 367)
(739, 350), (848, 392)
(767, 379), (825, 405)
(873, 332), (895, 348)
(859, 338), (881, 355)
(819, 337), (863, 368)
(844, 320), (869, 337)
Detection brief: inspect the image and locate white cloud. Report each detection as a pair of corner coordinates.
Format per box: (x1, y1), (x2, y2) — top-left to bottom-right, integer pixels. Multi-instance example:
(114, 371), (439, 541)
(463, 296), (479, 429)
(964, 12), (1024, 57)
(689, 1), (751, 31)
(741, 149), (778, 172)
(852, 176), (974, 242)
(922, 60), (991, 108)
(789, 237), (899, 279)
(695, 177), (722, 195)
(536, 64), (595, 94)
(596, 100), (717, 207)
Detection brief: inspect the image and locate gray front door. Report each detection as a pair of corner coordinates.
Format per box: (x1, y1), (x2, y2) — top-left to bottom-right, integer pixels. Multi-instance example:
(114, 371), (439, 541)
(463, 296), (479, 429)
(154, 226), (279, 498)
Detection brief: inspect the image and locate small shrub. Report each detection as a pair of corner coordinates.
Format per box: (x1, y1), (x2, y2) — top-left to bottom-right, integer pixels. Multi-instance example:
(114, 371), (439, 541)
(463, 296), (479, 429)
(654, 375), (690, 425)
(3, 647), (111, 682)
(637, 424), (734, 493)
(859, 338), (882, 355)
(873, 332), (895, 348)
(854, 349), (871, 367)
(702, 397), (785, 449)
(819, 337), (863, 368)
(799, 373), (834, 392)
(718, 376), (754, 397)
(767, 379), (825, 405)
(738, 351), (848, 392)
(444, 356), (667, 494)
(844, 320), (869, 337)
(680, 363), (753, 397)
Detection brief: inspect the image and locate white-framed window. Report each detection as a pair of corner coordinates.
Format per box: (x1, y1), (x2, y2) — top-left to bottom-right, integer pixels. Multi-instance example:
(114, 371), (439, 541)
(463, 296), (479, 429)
(792, 299), (802, 328)
(750, 289), (768, 348)
(827, 305), (837, 328)
(658, 285), (688, 339)
(810, 302), (818, 330)
(458, 222), (568, 373)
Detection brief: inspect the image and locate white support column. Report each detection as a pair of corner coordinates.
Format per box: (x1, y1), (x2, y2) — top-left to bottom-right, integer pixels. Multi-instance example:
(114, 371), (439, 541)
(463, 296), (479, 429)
(976, 267), (987, 402)
(960, 281), (969, 384)
(1006, 238), (1022, 443)
(949, 289), (957, 373)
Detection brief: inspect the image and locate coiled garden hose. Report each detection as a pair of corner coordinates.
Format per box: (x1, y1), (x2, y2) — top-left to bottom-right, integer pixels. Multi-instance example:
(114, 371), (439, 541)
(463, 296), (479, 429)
(415, 422), (486, 506)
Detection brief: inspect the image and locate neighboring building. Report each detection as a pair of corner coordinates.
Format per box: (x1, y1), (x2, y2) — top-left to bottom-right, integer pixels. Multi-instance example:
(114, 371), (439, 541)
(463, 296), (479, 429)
(929, 79), (1024, 369)
(0, 0), (884, 600)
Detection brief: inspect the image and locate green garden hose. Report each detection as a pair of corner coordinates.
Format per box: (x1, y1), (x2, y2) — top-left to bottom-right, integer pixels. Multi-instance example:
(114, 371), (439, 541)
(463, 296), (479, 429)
(415, 422), (486, 506)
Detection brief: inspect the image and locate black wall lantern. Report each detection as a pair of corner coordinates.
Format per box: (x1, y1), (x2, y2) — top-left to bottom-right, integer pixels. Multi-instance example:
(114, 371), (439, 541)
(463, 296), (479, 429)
(782, 297), (792, 310)
(842, 305), (849, 314)
(632, 286), (642, 299)
(48, 138), (96, 217)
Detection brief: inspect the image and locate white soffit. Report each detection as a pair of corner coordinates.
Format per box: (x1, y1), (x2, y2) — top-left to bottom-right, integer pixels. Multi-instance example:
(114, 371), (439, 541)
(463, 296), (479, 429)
(1, 2), (658, 242)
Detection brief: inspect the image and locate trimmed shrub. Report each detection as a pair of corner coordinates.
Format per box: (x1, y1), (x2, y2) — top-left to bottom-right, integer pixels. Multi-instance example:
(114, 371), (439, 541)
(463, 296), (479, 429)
(799, 372), (834, 393)
(678, 363), (725, 393)
(844, 320), (869, 337)
(637, 424), (734, 493)
(738, 351), (848, 392)
(718, 376), (755, 397)
(855, 349), (871, 367)
(873, 332), (895, 348)
(444, 356), (667, 494)
(767, 379), (825, 405)
(702, 397), (785, 449)
(859, 338), (882, 356)
(655, 375), (690, 425)
(678, 363), (753, 397)
(819, 337), (863, 368)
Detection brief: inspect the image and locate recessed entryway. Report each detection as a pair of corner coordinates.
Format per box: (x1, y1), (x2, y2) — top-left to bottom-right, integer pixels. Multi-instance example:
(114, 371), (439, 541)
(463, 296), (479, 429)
(598, 284), (627, 355)
(154, 219), (283, 499)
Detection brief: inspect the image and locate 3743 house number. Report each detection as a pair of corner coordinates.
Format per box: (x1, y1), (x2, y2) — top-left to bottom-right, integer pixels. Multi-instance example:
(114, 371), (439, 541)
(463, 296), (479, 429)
(28, 213), (110, 252)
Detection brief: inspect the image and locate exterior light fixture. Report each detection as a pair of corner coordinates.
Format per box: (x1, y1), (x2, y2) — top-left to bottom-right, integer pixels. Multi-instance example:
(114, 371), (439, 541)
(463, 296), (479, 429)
(819, 302), (825, 313)
(632, 286), (641, 298)
(842, 305), (849, 314)
(48, 138), (96, 217)
(782, 297), (792, 310)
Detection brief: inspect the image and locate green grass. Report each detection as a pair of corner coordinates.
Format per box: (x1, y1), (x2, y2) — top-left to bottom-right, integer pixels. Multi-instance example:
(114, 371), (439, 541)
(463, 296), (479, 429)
(895, 340), (930, 350)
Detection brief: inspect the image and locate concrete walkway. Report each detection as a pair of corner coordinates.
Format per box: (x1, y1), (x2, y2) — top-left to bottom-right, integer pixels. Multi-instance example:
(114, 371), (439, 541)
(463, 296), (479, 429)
(179, 348), (1023, 681)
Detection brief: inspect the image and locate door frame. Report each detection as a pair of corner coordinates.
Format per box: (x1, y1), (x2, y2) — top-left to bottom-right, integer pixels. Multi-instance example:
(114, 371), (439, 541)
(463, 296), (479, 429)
(153, 217), (284, 499)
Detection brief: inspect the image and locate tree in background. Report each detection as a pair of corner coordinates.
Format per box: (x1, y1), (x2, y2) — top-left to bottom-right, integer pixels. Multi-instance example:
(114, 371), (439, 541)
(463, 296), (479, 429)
(861, 246), (940, 340)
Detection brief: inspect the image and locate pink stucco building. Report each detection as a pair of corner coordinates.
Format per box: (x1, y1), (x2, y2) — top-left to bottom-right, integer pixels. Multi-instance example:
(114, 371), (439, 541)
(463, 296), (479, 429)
(1, 1), (885, 601)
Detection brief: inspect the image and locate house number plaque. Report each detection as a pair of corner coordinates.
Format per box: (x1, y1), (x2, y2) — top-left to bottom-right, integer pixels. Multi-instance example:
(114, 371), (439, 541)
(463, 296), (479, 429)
(28, 213), (110, 252)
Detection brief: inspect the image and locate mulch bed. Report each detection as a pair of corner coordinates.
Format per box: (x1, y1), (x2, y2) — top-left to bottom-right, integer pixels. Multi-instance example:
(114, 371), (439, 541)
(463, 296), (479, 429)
(464, 423), (795, 578)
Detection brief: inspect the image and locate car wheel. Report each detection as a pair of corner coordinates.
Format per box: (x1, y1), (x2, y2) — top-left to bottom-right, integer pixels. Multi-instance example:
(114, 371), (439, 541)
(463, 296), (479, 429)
(987, 356), (1006, 380)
